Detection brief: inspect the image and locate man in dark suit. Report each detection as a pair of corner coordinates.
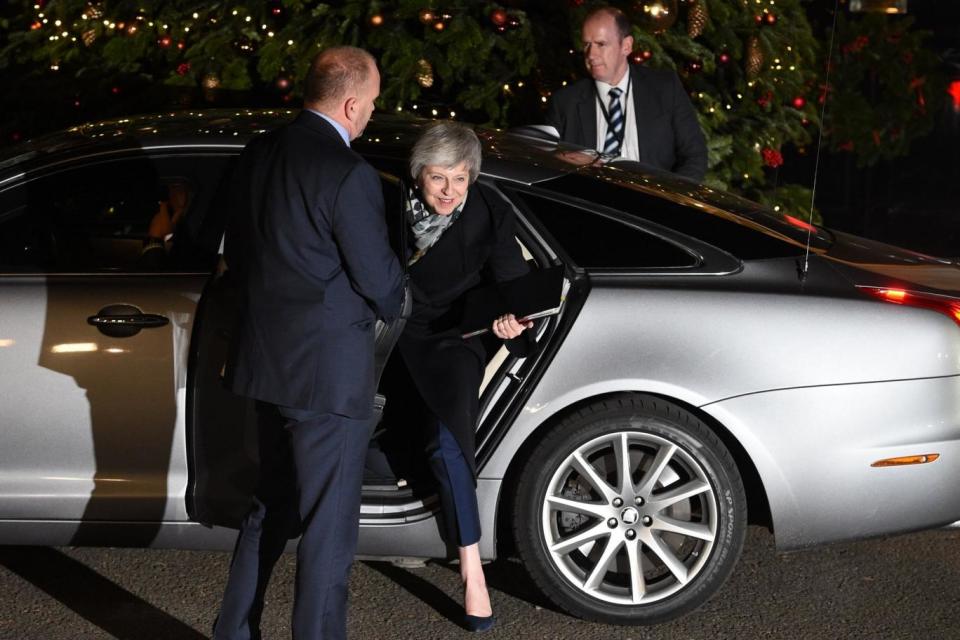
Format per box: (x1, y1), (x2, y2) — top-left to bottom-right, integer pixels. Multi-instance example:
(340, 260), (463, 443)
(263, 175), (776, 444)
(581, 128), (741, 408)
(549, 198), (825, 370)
(547, 6), (707, 181)
(213, 46), (404, 640)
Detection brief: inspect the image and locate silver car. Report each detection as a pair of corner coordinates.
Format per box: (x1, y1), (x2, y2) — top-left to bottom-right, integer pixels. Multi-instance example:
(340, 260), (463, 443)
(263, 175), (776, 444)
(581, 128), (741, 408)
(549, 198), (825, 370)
(2, 110), (959, 625)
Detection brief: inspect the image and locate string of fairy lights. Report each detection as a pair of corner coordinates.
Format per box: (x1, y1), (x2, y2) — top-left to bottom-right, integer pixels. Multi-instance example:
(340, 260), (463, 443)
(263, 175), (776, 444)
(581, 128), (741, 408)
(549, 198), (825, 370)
(21, 0), (815, 183)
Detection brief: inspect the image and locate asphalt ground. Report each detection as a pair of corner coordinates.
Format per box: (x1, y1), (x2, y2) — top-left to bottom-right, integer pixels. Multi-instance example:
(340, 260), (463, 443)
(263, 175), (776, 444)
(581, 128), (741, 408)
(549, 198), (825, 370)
(2, 525), (959, 640)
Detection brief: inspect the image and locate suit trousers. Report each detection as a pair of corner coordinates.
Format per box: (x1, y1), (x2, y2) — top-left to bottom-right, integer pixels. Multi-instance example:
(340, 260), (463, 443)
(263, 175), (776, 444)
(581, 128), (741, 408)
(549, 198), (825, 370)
(213, 404), (375, 640)
(427, 421), (482, 547)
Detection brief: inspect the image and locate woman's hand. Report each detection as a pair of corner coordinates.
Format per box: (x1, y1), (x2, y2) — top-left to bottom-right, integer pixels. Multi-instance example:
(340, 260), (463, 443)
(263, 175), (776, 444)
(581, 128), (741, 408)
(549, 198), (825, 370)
(491, 313), (533, 340)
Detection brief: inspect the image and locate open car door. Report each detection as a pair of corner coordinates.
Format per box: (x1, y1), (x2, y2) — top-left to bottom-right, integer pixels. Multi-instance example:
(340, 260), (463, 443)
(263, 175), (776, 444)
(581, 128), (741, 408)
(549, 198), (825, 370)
(185, 169), (411, 529)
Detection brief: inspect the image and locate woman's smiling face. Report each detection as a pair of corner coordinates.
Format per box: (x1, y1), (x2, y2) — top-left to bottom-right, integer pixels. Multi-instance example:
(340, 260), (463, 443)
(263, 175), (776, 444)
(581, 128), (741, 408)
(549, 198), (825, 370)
(418, 162), (470, 215)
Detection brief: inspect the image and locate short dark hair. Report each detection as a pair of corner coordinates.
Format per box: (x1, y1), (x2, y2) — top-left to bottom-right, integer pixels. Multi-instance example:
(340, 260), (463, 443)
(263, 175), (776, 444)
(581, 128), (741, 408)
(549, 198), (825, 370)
(303, 46), (376, 108)
(584, 6), (632, 41)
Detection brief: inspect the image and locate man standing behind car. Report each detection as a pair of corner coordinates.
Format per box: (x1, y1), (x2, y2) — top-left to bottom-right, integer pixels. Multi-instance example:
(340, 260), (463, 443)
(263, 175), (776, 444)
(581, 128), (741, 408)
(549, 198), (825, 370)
(213, 46), (404, 640)
(547, 6), (707, 181)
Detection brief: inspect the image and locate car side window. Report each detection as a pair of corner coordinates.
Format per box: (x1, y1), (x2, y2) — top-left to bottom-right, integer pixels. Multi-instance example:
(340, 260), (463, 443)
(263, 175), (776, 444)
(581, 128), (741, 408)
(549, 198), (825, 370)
(0, 155), (226, 273)
(509, 191), (698, 269)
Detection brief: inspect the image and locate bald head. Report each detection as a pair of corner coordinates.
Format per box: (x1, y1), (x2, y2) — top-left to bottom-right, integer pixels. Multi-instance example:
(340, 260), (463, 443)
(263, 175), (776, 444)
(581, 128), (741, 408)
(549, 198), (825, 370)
(303, 46), (380, 141)
(583, 7), (632, 41)
(303, 46), (377, 112)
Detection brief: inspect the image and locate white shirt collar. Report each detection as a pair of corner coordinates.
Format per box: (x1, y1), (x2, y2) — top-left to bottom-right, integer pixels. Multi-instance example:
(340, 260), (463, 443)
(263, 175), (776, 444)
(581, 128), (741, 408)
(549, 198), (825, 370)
(594, 67), (631, 100)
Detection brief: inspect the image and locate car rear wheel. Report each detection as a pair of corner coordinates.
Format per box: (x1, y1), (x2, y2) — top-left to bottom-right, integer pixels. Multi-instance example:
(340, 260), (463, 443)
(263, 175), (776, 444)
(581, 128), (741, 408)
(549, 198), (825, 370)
(513, 395), (746, 624)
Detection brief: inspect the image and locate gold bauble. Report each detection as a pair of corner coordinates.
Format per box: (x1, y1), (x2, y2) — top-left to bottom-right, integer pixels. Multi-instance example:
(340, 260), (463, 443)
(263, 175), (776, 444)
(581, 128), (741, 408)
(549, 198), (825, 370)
(639, 0), (678, 34)
(202, 73), (221, 90)
(82, 29), (98, 46)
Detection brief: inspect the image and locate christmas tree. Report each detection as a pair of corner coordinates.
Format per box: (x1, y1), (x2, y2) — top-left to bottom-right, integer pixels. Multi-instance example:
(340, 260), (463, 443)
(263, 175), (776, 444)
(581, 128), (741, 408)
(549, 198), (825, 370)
(0, 1), (943, 220)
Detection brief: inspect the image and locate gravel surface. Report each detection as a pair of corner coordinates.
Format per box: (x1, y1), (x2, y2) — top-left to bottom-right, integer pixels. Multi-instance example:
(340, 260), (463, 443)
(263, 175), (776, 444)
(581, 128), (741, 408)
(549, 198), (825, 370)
(2, 526), (960, 639)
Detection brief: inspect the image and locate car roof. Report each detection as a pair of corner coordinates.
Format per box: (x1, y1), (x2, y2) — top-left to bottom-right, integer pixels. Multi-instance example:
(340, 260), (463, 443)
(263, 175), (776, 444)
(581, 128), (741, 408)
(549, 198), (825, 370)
(0, 107), (846, 256)
(0, 109), (566, 182)
(0, 108), (693, 187)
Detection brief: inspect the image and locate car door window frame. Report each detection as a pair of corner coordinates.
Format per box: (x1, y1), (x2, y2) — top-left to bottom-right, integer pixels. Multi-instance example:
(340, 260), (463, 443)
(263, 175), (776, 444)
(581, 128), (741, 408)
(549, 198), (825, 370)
(499, 183), (742, 277)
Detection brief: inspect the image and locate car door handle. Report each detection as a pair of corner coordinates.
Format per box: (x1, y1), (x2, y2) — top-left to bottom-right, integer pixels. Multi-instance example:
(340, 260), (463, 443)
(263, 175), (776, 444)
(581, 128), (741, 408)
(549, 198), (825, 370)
(87, 304), (169, 338)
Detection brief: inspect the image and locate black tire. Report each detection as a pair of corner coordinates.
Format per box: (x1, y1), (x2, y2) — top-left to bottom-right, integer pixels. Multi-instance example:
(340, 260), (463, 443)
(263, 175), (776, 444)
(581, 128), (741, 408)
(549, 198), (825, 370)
(513, 394), (747, 625)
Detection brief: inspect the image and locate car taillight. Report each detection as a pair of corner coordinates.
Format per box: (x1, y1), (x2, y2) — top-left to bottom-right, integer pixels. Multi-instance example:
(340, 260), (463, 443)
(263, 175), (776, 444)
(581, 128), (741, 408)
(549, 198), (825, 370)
(857, 286), (960, 327)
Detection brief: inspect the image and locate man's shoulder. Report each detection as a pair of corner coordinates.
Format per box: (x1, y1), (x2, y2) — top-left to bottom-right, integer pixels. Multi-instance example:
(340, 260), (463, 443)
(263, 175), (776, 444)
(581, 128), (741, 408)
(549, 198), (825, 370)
(258, 118), (364, 168)
(630, 64), (681, 88)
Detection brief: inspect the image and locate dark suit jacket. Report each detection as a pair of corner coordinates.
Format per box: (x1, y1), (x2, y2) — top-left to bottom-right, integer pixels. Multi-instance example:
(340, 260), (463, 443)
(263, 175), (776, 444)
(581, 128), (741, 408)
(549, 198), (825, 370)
(546, 64), (707, 181)
(225, 111), (404, 418)
(397, 183), (531, 476)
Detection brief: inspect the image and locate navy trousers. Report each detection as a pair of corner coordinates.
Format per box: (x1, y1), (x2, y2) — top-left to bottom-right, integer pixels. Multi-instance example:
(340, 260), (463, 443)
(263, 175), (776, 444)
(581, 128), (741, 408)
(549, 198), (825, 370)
(213, 405), (375, 640)
(427, 422), (481, 547)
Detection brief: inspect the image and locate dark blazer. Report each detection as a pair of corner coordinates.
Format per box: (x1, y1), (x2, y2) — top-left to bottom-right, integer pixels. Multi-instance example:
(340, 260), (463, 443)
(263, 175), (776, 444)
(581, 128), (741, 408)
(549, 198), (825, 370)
(546, 64), (707, 181)
(225, 111), (404, 418)
(397, 183), (531, 476)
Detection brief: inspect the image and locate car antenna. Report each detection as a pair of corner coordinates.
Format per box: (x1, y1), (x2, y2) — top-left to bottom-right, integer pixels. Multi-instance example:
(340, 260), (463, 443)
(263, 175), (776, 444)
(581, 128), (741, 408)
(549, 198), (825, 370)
(799, 0), (840, 284)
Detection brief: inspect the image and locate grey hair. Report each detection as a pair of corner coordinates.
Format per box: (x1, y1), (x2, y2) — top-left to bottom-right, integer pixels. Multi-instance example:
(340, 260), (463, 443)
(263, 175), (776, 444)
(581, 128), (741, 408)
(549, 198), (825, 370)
(303, 46), (376, 108)
(409, 121), (482, 184)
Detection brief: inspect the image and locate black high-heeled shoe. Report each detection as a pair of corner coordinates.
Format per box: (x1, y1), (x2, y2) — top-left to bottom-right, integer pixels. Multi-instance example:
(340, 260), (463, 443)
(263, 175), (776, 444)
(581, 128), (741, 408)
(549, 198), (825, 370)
(464, 613), (496, 633)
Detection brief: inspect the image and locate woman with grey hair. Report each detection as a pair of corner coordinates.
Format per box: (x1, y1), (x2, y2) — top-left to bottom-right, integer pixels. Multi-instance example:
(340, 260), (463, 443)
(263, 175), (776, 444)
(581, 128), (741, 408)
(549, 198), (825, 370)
(397, 121), (535, 632)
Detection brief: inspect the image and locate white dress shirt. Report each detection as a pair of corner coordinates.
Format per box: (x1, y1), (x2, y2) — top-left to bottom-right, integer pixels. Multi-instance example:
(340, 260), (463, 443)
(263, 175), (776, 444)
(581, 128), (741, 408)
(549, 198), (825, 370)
(594, 71), (639, 161)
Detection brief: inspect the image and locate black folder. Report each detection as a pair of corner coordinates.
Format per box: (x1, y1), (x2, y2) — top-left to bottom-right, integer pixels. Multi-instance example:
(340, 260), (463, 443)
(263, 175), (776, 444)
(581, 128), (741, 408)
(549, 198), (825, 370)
(460, 265), (565, 338)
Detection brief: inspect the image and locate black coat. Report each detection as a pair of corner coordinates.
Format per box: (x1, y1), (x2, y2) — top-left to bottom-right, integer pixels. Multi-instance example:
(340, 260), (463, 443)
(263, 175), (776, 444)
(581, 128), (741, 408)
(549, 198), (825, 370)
(546, 64), (707, 181)
(398, 183), (532, 476)
(225, 111), (404, 417)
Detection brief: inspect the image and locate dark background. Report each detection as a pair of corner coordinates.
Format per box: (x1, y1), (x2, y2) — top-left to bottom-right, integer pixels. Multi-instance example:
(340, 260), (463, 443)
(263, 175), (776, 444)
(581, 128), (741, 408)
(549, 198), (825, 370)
(2, 1), (959, 258)
(789, 0), (960, 257)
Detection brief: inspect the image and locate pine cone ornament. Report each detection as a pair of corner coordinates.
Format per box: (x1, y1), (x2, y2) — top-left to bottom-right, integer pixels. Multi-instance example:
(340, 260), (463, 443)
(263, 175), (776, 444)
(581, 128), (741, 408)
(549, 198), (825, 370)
(745, 35), (763, 77)
(687, 0), (708, 39)
(416, 59), (434, 88)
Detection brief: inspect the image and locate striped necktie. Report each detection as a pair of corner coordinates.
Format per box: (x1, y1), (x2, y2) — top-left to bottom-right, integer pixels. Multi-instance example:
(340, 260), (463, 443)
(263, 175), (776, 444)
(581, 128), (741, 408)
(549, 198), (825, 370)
(603, 87), (624, 156)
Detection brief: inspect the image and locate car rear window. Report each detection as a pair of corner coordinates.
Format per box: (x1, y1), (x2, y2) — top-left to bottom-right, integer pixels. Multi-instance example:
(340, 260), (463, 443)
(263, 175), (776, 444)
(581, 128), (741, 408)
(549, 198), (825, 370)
(544, 174), (821, 261)
(509, 190), (699, 269)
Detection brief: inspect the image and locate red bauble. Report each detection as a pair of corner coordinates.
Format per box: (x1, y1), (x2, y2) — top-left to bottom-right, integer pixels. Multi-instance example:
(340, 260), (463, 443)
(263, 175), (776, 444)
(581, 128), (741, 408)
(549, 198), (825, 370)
(765, 12), (777, 25)
(761, 147), (783, 168)
(111, 86), (121, 95)
(642, 50), (653, 60)
(159, 36), (172, 48)
(792, 96), (806, 109)
(719, 52), (731, 64)
(754, 14), (763, 24)
(176, 62), (191, 76)
(687, 60), (703, 73)
(491, 9), (508, 26)
(276, 77), (291, 91)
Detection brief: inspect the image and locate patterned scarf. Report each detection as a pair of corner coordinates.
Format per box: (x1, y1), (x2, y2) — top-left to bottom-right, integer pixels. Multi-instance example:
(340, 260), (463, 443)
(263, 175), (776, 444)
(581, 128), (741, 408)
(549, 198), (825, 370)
(405, 187), (467, 266)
